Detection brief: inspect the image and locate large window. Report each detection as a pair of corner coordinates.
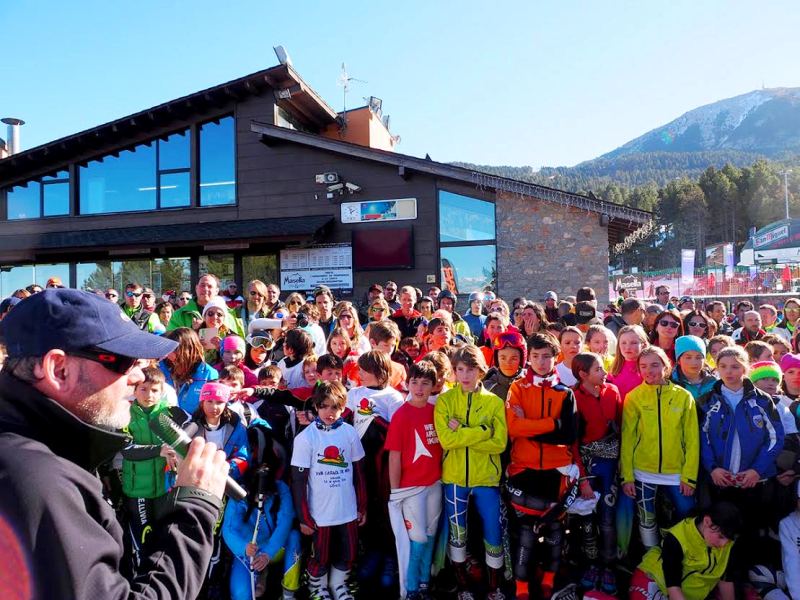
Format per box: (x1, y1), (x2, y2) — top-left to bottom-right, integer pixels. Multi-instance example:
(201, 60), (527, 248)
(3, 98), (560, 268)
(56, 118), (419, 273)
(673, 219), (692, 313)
(438, 190), (497, 295)
(80, 143), (157, 214)
(199, 116), (236, 206)
(77, 258), (191, 294)
(7, 170), (70, 220)
(7, 116), (236, 220)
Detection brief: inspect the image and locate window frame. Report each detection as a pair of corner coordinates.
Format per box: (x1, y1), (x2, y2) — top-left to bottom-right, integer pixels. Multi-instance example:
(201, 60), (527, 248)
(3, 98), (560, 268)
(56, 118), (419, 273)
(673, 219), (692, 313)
(436, 187), (498, 295)
(6, 170), (71, 221)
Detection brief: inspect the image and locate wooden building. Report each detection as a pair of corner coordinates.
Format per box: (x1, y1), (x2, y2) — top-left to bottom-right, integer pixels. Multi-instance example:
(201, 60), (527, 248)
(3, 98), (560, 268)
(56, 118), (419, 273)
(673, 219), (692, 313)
(0, 62), (650, 302)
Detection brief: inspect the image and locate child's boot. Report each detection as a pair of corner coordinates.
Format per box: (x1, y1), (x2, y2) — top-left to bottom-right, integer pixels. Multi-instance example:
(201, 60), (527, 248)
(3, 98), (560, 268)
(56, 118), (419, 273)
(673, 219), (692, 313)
(307, 571), (332, 600)
(329, 566), (355, 600)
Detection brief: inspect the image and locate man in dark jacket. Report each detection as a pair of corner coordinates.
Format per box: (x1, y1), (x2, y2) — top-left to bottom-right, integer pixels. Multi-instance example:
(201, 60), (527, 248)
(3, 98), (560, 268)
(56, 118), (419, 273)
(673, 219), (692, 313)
(0, 289), (229, 599)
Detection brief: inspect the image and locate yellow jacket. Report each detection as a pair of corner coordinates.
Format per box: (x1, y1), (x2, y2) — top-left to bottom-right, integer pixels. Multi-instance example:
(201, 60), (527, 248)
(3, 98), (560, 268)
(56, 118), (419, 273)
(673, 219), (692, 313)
(434, 383), (507, 487)
(621, 381), (699, 486)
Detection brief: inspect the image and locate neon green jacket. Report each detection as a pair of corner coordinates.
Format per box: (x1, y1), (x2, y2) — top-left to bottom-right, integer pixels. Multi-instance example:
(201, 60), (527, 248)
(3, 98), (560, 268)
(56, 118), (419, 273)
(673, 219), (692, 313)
(434, 383), (507, 487)
(167, 299), (245, 338)
(639, 517), (733, 600)
(621, 381), (699, 487)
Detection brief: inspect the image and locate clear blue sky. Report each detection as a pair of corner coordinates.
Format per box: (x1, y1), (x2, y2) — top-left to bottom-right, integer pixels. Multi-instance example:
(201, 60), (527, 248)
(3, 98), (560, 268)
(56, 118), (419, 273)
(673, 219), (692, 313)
(2, 0), (799, 168)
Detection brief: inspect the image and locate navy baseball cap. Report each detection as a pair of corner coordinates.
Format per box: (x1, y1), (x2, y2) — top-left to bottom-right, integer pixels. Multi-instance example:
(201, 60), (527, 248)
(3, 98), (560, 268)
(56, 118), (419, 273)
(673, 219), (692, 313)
(0, 289), (177, 359)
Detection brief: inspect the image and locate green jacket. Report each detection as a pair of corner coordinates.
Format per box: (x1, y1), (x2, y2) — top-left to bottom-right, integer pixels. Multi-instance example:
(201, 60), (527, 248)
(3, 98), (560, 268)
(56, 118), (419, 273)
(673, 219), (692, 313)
(122, 400), (175, 499)
(167, 299), (245, 338)
(639, 517), (733, 600)
(621, 381), (699, 487)
(434, 383), (507, 487)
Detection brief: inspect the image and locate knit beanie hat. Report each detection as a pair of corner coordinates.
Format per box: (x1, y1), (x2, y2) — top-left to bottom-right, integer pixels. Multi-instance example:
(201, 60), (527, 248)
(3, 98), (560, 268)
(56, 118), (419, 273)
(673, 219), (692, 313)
(780, 353), (800, 372)
(750, 361), (782, 383)
(201, 296), (229, 318)
(199, 381), (231, 403)
(675, 335), (706, 360)
(221, 335), (246, 354)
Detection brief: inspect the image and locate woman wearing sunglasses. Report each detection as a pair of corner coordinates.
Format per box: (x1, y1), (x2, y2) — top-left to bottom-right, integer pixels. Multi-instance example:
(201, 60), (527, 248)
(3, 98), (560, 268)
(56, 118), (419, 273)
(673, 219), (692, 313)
(682, 310), (716, 341)
(778, 298), (800, 343)
(240, 280), (270, 330)
(333, 301), (371, 355)
(649, 309), (684, 364)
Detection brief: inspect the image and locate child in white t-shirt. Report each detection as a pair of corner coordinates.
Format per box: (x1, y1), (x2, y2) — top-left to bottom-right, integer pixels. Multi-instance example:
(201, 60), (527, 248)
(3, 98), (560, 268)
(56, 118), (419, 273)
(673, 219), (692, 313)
(345, 351), (404, 585)
(291, 381), (365, 600)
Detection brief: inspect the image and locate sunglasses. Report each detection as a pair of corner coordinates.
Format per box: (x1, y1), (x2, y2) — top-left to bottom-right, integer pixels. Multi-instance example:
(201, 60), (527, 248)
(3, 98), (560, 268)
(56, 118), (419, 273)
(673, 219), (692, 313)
(249, 291), (263, 297)
(659, 319), (680, 329)
(688, 320), (708, 329)
(70, 348), (138, 374)
(179, 296), (191, 301)
(142, 293), (154, 300)
(105, 293), (118, 299)
(126, 291), (142, 298)
(338, 313), (353, 320)
(206, 310), (225, 318)
(370, 307), (386, 313)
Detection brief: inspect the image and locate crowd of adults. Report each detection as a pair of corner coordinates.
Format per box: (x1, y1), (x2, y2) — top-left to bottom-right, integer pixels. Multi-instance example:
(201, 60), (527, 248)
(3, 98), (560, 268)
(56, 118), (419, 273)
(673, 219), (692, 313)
(3, 274), (800, 600)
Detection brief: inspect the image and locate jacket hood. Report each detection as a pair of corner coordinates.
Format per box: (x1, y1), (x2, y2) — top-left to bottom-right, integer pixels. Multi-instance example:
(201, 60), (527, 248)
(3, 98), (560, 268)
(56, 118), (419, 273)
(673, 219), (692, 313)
(0, 372), (130, 472)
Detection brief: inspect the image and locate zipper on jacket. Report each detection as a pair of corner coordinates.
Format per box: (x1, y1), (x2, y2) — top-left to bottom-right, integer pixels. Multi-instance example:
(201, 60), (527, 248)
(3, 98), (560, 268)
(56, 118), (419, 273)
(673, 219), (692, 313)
(540, 387), (545, 469)
(657, 386), (663, 472)
(466, 392), (472, 487)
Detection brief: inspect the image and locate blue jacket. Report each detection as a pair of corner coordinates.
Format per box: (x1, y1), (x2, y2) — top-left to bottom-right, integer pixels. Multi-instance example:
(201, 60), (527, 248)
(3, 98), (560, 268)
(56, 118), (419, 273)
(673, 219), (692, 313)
(192, 412), (250, 482)
(698, 379), (784, 478)
(159, 360), (219, 415)
(222, 480), (295, 562)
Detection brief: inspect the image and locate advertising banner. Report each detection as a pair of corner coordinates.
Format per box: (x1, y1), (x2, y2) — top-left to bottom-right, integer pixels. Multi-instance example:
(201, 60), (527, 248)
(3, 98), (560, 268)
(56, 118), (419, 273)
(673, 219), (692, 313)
(681, 249), (696, 286)
(280, 244), (353, 292)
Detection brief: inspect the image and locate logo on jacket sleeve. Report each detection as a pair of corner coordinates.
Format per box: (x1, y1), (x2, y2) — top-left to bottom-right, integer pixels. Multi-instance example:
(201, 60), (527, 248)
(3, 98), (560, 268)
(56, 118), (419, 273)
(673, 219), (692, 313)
(317, 446), (348, 468)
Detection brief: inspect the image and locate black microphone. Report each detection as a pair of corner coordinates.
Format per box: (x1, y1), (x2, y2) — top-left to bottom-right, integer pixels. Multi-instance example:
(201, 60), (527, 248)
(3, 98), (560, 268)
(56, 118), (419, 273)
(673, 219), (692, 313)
(149, 412), (247, 501)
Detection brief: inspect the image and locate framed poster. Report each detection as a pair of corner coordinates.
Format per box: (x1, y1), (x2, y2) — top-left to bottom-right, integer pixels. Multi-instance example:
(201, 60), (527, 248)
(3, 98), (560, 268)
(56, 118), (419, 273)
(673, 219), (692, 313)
(340, 198), (417, 223)
(280, 243), (353, 292)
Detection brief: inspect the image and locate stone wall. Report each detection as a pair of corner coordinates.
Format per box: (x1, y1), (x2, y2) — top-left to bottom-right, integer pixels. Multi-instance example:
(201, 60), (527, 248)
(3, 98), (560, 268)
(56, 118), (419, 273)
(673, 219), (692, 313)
(496, 190), (610, 304)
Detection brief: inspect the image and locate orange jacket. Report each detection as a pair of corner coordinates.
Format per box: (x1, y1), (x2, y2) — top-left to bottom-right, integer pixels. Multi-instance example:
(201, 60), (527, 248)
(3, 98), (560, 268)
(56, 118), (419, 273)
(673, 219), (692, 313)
(506, 372), (578, 475)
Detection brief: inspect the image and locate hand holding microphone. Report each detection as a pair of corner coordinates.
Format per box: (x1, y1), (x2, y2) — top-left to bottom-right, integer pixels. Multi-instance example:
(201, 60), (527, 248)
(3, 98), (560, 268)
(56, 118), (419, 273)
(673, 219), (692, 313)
(149, 413), (247, 501)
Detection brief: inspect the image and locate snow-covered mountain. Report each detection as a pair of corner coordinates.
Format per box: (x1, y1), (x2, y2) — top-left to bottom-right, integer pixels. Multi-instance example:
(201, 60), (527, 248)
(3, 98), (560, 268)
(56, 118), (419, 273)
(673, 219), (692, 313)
(602, 87), (800, 159)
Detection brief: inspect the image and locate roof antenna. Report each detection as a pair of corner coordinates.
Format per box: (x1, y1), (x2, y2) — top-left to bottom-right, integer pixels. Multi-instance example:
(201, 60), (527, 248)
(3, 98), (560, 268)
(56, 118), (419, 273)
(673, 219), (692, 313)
(336, 63), (366, 131)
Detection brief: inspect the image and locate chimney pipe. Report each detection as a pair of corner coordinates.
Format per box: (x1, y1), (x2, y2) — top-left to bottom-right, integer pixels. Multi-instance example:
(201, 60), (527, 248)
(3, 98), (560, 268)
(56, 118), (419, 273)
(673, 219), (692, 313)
(1, 118), (25, 155)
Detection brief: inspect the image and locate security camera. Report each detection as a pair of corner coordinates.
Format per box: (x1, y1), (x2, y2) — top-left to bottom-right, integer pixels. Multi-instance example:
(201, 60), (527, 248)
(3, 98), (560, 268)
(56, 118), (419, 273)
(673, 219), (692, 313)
(315, 172), (340, 184)
(345, 182), (362, 193)
(327, 183), (344, 193)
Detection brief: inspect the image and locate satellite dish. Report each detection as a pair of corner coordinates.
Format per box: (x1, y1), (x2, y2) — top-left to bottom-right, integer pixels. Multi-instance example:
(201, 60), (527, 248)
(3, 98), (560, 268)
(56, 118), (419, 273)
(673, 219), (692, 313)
(273, 45), (292, 67)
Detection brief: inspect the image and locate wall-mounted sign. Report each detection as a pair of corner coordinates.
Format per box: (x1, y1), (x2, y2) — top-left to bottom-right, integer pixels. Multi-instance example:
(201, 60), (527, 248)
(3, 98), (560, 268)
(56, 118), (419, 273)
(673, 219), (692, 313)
(612, 274), (644, 291)
(280, 243), (353, 292)
(340, 198), (417, 223)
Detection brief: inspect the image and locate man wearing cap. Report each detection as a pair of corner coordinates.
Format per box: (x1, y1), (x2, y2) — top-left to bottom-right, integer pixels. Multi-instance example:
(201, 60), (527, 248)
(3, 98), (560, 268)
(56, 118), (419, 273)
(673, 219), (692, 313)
(46, 276), (65, 289)
(677, 296), (695, 312)
(168, 274), (245, 337)
(359, 283), (383, 323)
(575, 301), (598, 333)
(221, 281), (244, 310)
(543, 291), (559, 322)
(463, 291), (487, 341)
(0, 290), (230, 599)
(436, 289), (472, 340)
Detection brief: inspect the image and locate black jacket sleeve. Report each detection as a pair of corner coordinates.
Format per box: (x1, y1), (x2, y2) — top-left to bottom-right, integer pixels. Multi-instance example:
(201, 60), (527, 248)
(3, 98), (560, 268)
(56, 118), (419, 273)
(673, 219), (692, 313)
(252, 387), (306, 409)
(661, 533), (685, 589)
(0, 438), (221, 600)
(534, 388), (579, 445)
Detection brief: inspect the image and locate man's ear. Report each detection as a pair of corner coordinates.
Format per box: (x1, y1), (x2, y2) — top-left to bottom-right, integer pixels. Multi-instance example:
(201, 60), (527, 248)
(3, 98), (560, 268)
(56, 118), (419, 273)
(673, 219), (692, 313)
(33, 349), (71, 396)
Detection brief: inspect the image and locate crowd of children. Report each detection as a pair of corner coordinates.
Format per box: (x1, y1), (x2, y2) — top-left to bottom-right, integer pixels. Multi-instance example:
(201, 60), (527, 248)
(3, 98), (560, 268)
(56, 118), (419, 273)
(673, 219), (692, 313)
(76, 279), (800, 600)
